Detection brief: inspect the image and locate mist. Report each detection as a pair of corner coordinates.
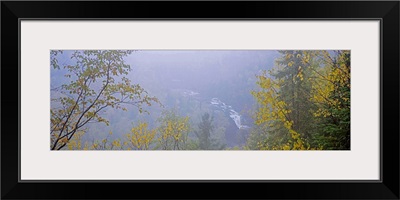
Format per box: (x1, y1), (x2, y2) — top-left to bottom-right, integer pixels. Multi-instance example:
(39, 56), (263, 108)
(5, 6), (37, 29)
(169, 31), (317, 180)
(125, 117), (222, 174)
(51, 50), (350, 150)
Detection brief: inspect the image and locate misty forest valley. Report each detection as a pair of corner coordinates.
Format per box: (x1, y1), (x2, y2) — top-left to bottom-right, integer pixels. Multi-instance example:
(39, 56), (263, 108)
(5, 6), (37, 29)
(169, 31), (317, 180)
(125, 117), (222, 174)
(51, 50), (350, 150)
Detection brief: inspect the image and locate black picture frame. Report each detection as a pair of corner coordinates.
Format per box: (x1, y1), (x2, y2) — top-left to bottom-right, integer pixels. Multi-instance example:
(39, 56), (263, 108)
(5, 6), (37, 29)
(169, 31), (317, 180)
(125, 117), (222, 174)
(2, 1), (399, 199)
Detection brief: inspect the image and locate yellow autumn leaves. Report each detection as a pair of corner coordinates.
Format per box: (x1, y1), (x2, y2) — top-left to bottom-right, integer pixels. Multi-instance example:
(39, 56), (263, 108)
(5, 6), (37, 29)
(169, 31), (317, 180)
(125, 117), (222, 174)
(62, 113), (191, 150)
(125, 122), (156, 150)
(158, 116), (190, 150)
(249, 50), (350, 150)
(251, 73), (311, 150)
(50, 50), (161, 150)
(310, 51), (351, 118)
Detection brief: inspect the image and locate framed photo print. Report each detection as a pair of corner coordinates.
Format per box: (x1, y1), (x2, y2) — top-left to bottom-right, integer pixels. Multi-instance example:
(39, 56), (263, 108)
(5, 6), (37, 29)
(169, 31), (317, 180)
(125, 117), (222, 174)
(2, 1), (399, 199)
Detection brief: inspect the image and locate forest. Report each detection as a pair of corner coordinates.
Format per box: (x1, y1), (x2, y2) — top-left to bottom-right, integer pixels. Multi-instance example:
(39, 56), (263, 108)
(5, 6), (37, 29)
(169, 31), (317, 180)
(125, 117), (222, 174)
(50, 50), (350, 150)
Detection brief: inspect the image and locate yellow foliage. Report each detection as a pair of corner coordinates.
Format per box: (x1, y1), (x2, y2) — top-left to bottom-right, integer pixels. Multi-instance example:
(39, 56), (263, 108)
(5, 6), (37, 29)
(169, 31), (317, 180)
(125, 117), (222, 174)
(112, 139), (121, 148)
(65, 131), (85, 150)
(126, 122), (157, 150)
(158, 115), (190, 150)
(252, 55), (325, 150)
(250, 50), (349, 150)
(310, 50), (350, 119)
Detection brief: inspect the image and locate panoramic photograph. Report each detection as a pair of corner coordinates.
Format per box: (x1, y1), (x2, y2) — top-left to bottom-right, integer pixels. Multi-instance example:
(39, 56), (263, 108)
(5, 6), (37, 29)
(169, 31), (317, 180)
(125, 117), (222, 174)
(50, 50), (350, 150)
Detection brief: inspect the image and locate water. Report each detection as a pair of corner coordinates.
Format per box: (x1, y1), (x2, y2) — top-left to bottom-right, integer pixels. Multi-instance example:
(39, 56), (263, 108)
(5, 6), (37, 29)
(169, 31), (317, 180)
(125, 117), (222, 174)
(177, 89), (251, 147)
(210, 98), (250, 130)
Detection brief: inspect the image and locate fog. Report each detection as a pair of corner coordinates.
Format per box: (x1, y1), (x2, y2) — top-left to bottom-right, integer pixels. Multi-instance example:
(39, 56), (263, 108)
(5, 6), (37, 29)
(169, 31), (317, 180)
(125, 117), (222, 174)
(51, 50), (280, 148)
(127, 50), (279, 147)
(51, 50), (351, 150)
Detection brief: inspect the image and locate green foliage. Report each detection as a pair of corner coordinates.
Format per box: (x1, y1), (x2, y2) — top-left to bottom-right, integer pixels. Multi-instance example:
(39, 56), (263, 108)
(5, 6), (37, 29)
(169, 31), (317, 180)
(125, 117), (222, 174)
(248, 50), (350, 150)
(310, 51), (351, 149)
(194, 113), (225, 150)
(195, 113), (213, 149)
(52, 50), (350, 151)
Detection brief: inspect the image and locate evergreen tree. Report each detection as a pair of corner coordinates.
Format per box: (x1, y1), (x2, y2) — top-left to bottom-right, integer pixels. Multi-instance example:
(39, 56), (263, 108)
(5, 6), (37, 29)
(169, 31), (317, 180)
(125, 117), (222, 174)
(195, 113), (225, 150)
